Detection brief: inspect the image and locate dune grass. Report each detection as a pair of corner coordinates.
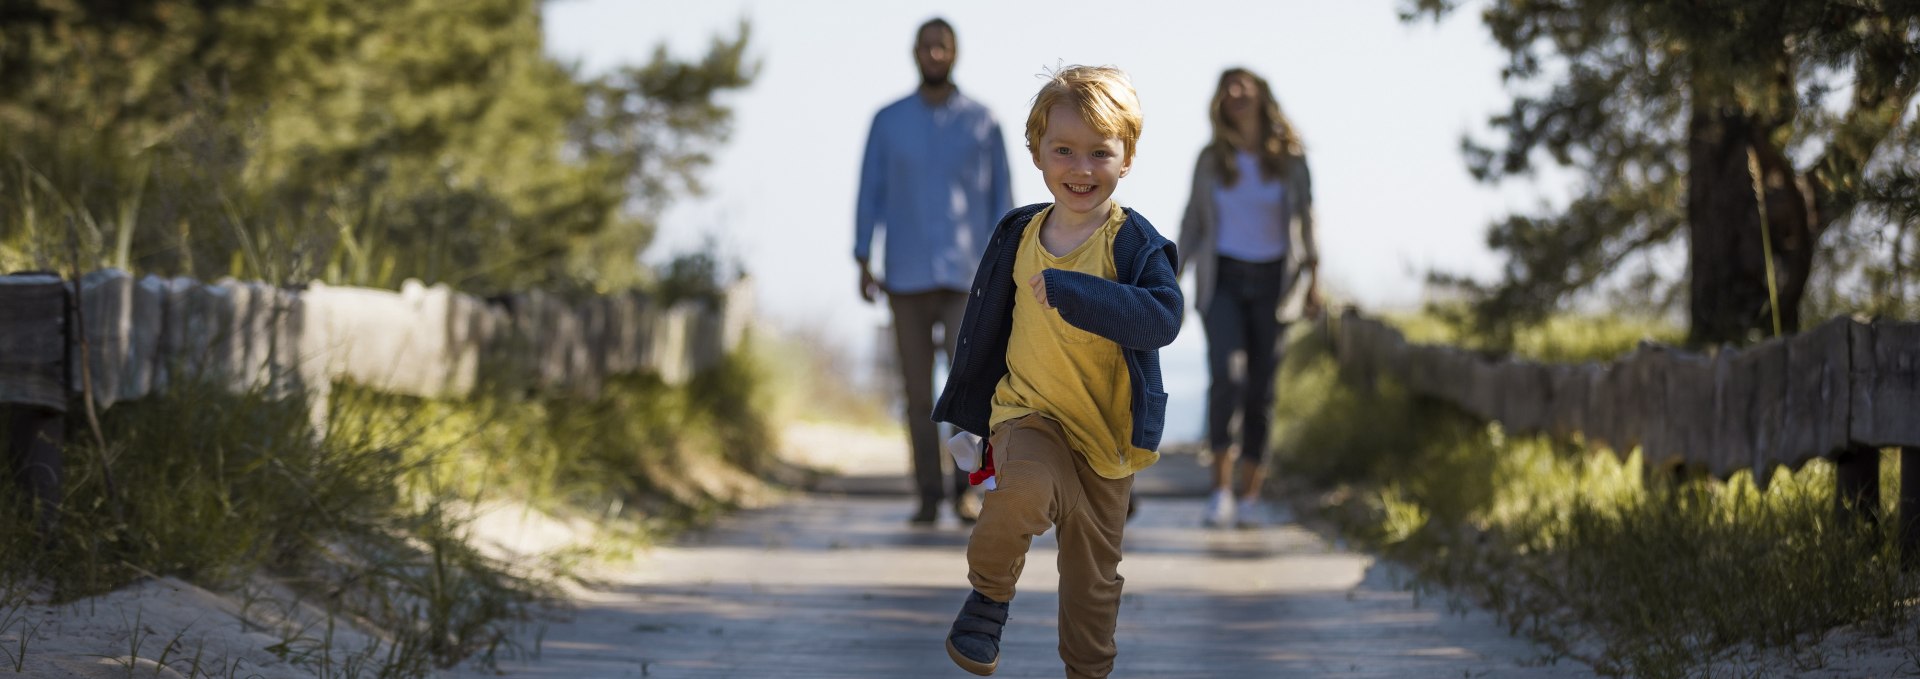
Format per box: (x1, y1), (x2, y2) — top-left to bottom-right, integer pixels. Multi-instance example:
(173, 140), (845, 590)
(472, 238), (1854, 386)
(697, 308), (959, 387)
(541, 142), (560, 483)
(1272, 314), (1920, 678)
(0, 343), (776, 676)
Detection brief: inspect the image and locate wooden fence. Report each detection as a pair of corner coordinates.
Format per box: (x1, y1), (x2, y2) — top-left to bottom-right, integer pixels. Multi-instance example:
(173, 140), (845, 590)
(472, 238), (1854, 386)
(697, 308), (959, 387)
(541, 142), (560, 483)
(0, 268), (754, 515)
(1328, 311), (1920, 549)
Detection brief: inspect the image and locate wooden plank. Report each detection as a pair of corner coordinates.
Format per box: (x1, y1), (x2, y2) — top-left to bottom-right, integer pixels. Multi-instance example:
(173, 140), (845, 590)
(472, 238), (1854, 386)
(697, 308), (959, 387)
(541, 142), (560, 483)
(155, 276), (196, 390)
(445, 287), (488, 397)
(655, 302), (695, 386)
(236, 279), (273, 391)
(259, 282), (306, 400)
(72, 269), (131, 409)
(1587, 362), (1627, 458)
(1331, 314), (1356, 383)
(720, 276), (755, 355)
(1342, 316), (1375, 392)
(1710, 348), (1749, 479)
(629, 293), (660, 381)
(123, 274), (165, 401)
(581, 296), (612, 385)
(0, 274), (68, 411)
(475, 292), (525, 390)
(566, 298), (600, 397)
(1379, 323), (1411, 388)
(1739, 338), (1791, 485)
(1784, 316), (1854, 462)
(690, 297), (727, 375)
(1619, 347), (1663, 465)
(1443, 348), (1477, 414)
(189, 280), (238, 385)
(214, 278), (253, 390)
(1664, 350), (1715, 471)
(1545, 363), (1592, 440)
(1627, 347), (1669, 466)
(1496, 360), (1550, 435)
(1904, 447), (1920, 566)
(1466, 355), (1500, 420)
(1851, 320), (1920, 447)
(1405, 345), (1438, 398)
(603, 292), (641, 375)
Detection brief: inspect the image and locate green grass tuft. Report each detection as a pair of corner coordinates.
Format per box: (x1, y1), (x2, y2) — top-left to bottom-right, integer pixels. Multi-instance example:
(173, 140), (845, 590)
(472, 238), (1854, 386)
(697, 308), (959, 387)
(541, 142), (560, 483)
(1274, 315), (1920, 678)
(0, 344), (777, 676)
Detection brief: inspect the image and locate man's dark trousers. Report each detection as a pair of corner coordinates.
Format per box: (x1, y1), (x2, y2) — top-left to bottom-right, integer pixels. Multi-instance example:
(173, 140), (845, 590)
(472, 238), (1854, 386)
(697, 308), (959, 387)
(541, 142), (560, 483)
(889, 289), (972, 515)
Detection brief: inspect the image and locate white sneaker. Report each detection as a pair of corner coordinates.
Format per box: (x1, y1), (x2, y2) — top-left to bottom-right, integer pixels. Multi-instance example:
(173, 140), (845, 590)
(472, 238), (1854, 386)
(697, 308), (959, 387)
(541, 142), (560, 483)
(1236, 498), (1273, 529)
(1203, 490), (1235, 528)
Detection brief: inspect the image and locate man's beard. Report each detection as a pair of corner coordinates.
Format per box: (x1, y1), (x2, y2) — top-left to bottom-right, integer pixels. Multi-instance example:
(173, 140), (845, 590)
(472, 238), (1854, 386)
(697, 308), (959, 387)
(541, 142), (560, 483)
(920, 73), (950, 89)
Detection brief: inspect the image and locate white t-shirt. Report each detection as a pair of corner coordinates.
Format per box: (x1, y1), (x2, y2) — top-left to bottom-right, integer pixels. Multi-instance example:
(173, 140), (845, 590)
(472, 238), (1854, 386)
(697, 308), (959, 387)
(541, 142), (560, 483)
(1211, 150), (1289, 263)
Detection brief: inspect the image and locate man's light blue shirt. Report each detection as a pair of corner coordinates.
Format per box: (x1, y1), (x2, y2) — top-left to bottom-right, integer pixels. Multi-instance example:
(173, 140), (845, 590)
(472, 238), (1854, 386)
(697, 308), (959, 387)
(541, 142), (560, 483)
(855, 88), (1013, 295)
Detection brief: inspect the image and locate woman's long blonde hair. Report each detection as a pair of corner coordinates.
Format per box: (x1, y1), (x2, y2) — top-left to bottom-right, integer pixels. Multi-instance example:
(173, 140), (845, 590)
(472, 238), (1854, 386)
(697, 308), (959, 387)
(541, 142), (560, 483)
(1207, 68), (1303, 185)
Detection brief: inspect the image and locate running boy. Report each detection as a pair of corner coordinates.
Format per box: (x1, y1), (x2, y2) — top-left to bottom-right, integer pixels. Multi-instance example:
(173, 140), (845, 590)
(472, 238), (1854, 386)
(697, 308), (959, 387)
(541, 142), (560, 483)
(932, 65), (1181, 678)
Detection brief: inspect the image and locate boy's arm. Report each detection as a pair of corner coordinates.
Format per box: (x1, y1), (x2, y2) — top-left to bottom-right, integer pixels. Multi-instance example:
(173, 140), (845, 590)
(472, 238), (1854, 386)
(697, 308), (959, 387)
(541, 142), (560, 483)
(1041, 246), (1183, 350)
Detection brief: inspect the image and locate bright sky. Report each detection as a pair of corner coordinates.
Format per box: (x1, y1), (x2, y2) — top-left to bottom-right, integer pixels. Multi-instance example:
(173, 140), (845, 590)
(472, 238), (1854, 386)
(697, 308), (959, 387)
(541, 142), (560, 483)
(543, 0), (1552, 441)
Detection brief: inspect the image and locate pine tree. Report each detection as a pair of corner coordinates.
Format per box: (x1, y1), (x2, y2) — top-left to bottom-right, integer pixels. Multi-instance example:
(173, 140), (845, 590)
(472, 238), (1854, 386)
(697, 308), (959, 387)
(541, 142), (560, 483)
(1407, 0), (1920, 346)
(0, 0), (755, 292)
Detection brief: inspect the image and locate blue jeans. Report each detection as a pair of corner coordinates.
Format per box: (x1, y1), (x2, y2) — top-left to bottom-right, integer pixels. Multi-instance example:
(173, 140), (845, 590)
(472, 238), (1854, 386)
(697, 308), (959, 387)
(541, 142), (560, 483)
(1202, 256), (1289, 463)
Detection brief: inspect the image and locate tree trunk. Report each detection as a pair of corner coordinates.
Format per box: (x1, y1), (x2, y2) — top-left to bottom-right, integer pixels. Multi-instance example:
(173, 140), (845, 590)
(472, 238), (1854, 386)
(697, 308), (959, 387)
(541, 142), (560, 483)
(1686, 99), (1813, 347)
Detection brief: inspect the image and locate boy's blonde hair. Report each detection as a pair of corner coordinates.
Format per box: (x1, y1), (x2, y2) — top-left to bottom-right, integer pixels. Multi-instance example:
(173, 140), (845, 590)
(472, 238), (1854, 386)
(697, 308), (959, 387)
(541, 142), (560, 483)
(1024, 65), (1143, 162)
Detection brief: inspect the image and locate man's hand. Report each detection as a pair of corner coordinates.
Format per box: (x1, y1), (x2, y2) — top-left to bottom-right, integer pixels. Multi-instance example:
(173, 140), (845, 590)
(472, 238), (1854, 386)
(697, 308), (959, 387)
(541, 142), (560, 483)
(1302, 263), (1325, 320)
(858, 260), (881, 303)
(1027, 272), (1052, 309)
(1304, 286), (1325, 320)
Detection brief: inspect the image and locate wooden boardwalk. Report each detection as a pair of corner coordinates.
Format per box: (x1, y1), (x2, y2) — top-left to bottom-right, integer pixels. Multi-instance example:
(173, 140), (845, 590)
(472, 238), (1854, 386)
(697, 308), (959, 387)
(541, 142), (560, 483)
(451, 447), (1593, 678)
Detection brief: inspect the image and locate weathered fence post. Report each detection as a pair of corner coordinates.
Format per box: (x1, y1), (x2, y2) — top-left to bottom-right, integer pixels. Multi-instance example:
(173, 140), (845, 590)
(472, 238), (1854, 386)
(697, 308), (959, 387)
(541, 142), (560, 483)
(1903, 447), (1920, 565)
(6, 407), (64, 531)
(1835, 446), (1881, 525)
(0, 272), (70, 534)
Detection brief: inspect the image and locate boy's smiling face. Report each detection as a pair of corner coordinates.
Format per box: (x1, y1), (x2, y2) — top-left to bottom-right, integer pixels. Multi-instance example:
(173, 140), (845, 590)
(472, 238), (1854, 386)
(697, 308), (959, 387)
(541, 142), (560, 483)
(1033, 104), (1131, 224)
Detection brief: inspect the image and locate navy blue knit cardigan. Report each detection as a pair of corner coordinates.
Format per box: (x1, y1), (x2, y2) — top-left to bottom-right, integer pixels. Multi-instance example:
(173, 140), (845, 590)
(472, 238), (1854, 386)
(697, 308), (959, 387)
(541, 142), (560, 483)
(931, 202), (1183, 456)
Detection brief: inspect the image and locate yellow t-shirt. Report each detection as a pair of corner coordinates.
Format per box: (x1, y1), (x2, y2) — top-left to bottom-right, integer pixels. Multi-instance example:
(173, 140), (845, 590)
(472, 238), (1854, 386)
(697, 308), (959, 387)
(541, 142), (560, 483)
(989, 203), (1159, 479)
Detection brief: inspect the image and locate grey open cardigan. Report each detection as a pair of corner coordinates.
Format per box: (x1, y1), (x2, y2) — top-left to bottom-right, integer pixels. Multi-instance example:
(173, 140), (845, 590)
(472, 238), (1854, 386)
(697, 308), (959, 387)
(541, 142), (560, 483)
(1176, 146), (1318, 321)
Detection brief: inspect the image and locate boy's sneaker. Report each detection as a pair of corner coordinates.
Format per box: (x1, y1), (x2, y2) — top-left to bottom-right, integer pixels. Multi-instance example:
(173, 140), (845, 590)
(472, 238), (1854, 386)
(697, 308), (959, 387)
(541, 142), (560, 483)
(946, 589), (1008, 675)
(1202, 489), (1235, 528)
(1236, 498), (1276, 529)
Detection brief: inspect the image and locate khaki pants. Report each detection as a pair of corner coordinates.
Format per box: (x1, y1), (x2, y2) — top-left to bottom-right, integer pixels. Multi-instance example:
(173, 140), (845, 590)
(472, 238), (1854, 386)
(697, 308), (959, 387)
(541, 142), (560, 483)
(968, 414), (1133, 679)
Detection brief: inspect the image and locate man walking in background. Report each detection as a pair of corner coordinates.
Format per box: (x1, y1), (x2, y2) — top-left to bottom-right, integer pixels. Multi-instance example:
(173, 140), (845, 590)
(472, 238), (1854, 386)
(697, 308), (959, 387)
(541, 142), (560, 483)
(855, 17), (1013, 526)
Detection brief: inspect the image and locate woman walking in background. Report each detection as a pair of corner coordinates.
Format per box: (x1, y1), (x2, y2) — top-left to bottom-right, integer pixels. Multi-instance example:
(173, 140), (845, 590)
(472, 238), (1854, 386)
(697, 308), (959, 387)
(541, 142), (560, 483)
(1178, 68), (1321, 529)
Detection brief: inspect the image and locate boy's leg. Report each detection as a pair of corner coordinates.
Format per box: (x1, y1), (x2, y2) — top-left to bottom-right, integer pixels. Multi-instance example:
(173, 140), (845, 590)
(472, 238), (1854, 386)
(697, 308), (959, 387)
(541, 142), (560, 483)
(1054, 445), (1133, 679)
(966, 414), (1072, 602)
(951, 415), (1073, 674)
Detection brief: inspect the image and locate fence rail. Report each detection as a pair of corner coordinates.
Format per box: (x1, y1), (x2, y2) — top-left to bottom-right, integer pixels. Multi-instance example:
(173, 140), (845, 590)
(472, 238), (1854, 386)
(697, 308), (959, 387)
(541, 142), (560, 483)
(0, 269), (754, 416)
(1329, 312), (1919, 481)
(1327, 311), (1920, 550)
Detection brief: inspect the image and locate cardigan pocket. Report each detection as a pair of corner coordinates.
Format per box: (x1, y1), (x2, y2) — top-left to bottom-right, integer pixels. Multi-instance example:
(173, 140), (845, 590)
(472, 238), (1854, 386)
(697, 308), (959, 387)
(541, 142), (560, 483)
(1138, 388), (1168, 450)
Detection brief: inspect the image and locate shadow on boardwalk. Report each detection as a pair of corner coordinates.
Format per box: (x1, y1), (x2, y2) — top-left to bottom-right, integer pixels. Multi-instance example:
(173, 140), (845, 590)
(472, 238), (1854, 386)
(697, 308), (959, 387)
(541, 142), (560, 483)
(450, 430), (1594, 678)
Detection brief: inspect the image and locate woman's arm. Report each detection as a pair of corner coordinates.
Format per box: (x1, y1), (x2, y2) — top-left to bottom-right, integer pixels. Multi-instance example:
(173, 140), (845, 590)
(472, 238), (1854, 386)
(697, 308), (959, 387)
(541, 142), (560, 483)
(1176, 149), (1212, 279)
